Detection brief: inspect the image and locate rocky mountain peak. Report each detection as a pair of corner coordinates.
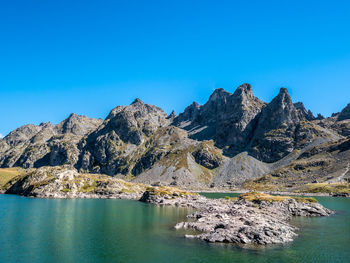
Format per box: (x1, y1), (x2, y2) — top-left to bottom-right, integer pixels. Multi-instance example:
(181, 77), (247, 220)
(275, 87), (292, 105)
(294, 102), (315, 121)
(3, 124), (43, 147)
(232, 83), (253, 101)
(55, 113), (102, 136)
(166, 110), (177, 120)
(338, 103), (350, 121)
(131, 98), (144, 105)
(265, 87), (299, 122)
(208, 88), (230, 103)
(248, 88), (302, 162)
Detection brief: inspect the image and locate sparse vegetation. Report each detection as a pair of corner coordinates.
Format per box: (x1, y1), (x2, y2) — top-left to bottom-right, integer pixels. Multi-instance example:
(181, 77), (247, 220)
(80, 181), (97, 193)
(224, 196), (238, 201)
(298, 183), (350, 194)
(239, 192), (318, 203)
(243, 175), (280, 191)
(146, 186), (198, 197)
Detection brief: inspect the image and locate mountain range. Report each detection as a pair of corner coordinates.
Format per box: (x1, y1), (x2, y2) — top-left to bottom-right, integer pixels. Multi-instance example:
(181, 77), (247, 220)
(1, 84), (349, 190)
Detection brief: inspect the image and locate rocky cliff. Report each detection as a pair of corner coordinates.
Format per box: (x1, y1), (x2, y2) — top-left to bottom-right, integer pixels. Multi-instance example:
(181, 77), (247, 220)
(1, 84), (349, 189)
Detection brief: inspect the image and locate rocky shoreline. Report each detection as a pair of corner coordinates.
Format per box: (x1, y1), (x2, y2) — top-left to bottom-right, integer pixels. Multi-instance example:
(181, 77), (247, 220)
(195, 189), (349, 197)
(0, 166), (335, 245)
(0, 187), (334, 245)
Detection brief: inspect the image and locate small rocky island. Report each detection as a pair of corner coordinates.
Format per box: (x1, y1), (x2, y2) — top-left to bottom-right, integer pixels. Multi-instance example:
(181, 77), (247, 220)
(0, 166), (333, 245)
(140, 186), (332, 245)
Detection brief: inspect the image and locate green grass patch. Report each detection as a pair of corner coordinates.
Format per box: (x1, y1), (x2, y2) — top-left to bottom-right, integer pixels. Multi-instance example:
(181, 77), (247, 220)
(239, 192), (318, 203)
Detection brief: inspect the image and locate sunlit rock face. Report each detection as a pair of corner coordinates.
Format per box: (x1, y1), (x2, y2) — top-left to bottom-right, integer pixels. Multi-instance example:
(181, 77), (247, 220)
(0, 83), (348, 188)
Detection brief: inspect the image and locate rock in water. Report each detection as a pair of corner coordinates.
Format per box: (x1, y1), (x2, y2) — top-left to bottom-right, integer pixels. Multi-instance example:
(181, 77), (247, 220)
(140, 189), (333, 245)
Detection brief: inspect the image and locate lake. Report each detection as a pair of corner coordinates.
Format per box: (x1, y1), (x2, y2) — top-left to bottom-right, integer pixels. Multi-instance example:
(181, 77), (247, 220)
(0, 194), (349, 263)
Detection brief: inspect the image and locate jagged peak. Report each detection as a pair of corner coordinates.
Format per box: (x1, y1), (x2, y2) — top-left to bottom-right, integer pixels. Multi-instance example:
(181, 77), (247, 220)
(60, 113), (87, 124)
(338, 103), (350, 121)
(315, 113), (325, 120)
(166, 110), (177, 119)
(208, 88), (230, 103)
(257, 86), (300, 125)
(68, 112), (79, 118)
(233, 83), (253, 100)
(294, 102), (314, 121)
(294, 102), (305, 109)
(271, 87), (293, 106)
(39, 122), (53, 127)
(279, 87), (289, 94)
(131, 98), (144, 105)
(189, 101), (200, 108)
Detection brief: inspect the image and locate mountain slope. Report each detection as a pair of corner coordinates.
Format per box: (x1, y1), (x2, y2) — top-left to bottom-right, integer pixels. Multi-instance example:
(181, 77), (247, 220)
(0, 84), (349, 189)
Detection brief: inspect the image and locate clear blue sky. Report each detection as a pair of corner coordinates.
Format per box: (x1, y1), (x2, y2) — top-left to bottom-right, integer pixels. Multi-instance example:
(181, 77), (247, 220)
(1, 0), (350, 137)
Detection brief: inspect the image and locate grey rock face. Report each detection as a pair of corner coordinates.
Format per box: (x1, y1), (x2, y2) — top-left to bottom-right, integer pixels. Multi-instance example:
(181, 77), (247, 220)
(78, 99), (168, 175)
(249, 88), (302, 162)
(294, 102), (315, 121)
(55, 113), (103, 136)
(166, 110), (177, 121)
(174, 84), (265, 156)
(3, 124), (43, 147)
(0, 114), (102, 169)
(338, 103), (350, 121)
(192, 147), (222, 169)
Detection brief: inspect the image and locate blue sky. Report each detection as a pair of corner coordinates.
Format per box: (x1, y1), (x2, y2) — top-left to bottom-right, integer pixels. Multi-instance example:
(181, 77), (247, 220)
(1, 0), (350, 137)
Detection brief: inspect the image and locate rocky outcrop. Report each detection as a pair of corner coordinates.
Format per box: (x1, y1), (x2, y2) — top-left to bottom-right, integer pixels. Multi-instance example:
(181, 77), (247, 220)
(248, 88), (301, 162)
(338, 103), (350, 121)
(166, 110), (177, 121)
(78, 99), (168, 175)
(55, 113), (103, 136)
(192, 142), (223, 169)
(173, 84), (265, 156)
(140, 189), (332, 245)
(0, 115), (102, 169)
(294, 102), (315, 121)
(3, 166), (146, 199)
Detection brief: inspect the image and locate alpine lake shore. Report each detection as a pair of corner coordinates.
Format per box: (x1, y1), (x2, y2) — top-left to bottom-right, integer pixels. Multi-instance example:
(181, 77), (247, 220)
(1, 166), (346, 246)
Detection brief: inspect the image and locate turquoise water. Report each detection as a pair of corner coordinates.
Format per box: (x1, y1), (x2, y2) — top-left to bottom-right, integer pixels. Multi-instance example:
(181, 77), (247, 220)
(0, 194), (349, 263)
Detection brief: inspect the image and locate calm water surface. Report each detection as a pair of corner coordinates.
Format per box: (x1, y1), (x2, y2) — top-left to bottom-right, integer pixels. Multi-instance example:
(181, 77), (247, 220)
(0, 194), (349, 263)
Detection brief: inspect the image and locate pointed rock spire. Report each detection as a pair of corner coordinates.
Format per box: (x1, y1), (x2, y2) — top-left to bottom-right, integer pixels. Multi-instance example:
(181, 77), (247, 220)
(232, 83), (254, 101)
(338, 103), (350, 121)
(264, 87), (298, 123)
(294, 102), (315, 121)
(166, 110), (177, 120)
(131, 98), (144, 105)
(208, 88), (230, 103)
(248, 87), (300, 162)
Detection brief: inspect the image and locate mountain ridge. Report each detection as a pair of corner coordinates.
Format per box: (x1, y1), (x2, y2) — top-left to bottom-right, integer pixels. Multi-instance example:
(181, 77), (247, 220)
(1, 83), (349, 189)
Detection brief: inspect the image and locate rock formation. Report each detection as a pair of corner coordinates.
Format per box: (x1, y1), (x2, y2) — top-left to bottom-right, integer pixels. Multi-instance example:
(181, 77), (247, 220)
(0, 83), (349, 189)
(140, 188), (332, 245)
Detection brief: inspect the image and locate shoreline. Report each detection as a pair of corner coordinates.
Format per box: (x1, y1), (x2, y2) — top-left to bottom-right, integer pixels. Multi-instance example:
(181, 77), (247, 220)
(189, 189), (348, 197)
(0, 187), (335, 245)
(1, 189), (348, 199)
